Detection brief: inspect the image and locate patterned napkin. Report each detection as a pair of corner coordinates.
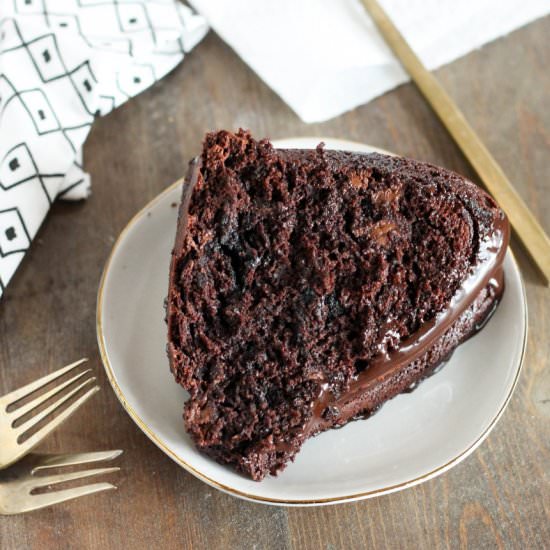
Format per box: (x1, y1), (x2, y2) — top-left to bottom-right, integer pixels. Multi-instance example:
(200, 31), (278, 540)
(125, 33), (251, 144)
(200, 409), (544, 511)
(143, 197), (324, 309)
(0, 0), (208, 297)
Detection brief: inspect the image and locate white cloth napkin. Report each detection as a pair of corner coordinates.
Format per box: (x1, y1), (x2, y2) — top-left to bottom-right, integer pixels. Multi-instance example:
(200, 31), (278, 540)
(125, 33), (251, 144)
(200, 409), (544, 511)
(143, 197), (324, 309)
(0, 0), (208, 297)
(189, 0), (549, 123)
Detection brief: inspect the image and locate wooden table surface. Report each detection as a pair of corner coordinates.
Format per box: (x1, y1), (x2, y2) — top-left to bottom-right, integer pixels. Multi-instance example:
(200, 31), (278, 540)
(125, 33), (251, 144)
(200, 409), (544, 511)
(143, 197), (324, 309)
(1, 16), (548, 550)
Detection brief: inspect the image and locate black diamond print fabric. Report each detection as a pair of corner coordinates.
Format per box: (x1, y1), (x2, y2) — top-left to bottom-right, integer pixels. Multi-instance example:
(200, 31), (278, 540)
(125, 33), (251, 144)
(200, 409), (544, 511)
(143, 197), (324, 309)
(0, 0), (208, 296)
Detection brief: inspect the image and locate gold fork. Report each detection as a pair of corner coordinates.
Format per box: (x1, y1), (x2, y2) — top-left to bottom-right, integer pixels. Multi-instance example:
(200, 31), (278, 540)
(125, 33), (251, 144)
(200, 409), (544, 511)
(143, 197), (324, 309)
(0, 450), (122, 514)
(0, 358), (98, 469)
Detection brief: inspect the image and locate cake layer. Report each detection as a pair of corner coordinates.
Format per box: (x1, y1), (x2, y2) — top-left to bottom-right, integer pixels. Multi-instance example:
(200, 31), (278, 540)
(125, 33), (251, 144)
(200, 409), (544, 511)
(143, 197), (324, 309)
(166, 130), (509, 481)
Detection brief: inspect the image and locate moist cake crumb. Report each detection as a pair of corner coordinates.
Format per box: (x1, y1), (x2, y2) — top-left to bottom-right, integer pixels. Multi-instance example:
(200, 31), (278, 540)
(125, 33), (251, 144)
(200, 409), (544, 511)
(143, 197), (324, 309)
(166, 129), (508, 480)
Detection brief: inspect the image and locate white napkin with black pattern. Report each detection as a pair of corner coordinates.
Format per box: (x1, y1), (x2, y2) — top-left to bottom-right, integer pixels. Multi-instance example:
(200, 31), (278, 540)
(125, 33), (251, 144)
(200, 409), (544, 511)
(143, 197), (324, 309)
(0, 0), (207, 297)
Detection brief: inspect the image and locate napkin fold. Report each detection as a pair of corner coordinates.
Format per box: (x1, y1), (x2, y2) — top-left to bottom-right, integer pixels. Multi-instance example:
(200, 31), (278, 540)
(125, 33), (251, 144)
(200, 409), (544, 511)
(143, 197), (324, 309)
(188, 0), (549, 123)
(0, 0), (208, 297)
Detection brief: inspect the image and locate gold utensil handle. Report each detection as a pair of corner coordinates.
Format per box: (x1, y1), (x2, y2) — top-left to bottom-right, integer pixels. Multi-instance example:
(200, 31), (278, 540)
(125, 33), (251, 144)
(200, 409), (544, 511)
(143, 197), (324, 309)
(361, 0), (550, 285)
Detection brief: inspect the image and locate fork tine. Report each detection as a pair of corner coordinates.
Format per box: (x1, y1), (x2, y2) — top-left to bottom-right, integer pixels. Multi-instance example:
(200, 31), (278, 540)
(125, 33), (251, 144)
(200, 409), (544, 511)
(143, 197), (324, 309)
(0, 359), (89, 408)
(15, 378), (96, 435)
(32, 450), (123, 472)
(30, 467), (120, 489)
(14, 483), (116, 514)
(16, 386), (99, 454)
(9, 369), (93, 420)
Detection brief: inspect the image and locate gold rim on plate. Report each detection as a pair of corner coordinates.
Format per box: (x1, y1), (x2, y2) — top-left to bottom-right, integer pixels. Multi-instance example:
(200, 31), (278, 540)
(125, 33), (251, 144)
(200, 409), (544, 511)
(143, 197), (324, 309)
(96, 142), (528, 505)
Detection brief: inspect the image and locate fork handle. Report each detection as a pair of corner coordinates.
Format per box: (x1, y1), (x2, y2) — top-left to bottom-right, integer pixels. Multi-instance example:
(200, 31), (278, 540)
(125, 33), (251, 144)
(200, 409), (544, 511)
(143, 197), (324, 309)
(361, 0), (550, 285)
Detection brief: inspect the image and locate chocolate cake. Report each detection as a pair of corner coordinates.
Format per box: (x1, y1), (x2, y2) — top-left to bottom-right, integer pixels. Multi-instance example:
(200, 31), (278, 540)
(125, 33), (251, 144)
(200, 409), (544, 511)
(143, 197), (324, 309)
(166, 129), (509, 481)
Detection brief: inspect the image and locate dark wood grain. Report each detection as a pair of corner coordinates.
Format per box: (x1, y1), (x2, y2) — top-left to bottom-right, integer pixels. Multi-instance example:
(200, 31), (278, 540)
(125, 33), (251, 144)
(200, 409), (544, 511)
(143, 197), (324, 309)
(1, 15), (548, 550)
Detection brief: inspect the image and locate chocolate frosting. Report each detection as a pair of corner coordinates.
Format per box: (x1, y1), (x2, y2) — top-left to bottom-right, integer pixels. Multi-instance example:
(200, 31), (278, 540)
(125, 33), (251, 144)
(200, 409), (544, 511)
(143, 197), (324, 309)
(303, 212), (509, 438)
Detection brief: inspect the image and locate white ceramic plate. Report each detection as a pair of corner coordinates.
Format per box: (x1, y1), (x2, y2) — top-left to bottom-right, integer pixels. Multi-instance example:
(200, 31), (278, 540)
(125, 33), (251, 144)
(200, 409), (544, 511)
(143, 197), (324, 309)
(97, 138), (527, 506)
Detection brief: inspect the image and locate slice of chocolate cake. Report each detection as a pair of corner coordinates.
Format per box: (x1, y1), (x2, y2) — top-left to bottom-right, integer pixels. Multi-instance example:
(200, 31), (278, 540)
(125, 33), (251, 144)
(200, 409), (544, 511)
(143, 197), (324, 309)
(166, 129), (509, 481)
